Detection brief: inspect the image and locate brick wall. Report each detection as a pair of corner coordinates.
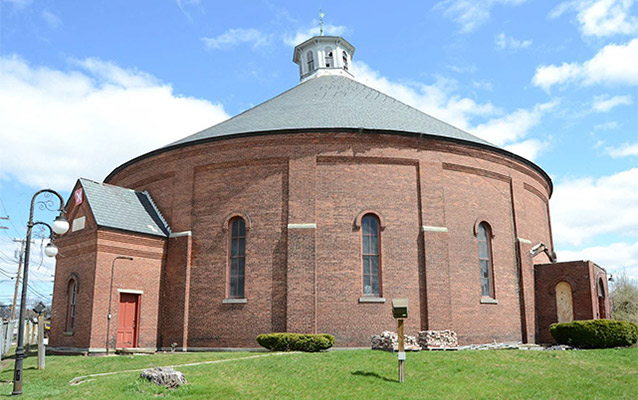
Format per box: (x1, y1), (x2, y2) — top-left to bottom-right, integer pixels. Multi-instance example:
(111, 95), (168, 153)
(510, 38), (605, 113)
(534, 260), (609, 344)
(76, 131), (555, 348)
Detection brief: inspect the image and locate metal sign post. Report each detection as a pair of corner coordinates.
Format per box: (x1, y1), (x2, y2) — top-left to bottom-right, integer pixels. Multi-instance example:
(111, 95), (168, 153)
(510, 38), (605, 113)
(391, 298), (408, 384)
(397, 318), (405, 383)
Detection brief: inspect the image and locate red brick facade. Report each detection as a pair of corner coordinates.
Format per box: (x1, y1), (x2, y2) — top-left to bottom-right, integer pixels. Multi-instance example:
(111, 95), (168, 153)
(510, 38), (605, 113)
(49, 132), (607, 352)
(535, 261), (610, 344)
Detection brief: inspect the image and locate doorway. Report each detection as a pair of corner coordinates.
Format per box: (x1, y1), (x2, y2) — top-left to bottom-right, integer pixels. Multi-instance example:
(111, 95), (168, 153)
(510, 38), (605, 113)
(117, 293), (140, 348)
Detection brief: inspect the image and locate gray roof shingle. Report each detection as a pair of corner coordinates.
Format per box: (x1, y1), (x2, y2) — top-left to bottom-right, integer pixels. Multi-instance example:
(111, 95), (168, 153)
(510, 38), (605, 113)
(169, 74), (494, 148)
(79, 178), (170, 237)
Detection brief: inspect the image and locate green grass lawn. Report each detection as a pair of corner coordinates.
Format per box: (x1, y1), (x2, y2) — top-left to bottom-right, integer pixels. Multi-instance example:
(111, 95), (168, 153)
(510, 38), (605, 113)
(1, 348), (637, 399)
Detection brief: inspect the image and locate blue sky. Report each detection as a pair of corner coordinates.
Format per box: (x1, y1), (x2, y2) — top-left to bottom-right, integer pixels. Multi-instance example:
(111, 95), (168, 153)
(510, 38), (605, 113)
(1, 0), (637, 306)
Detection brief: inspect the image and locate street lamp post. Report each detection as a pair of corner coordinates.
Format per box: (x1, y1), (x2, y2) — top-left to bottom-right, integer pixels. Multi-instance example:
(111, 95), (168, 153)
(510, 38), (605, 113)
(106, 256), (134, 355)
(12, 189), (69, 396)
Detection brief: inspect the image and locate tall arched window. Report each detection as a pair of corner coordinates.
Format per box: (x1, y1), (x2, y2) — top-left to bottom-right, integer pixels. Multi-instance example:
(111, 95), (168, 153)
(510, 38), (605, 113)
(362, 214), (381, 296)
(325, 47), (333, 67)
(306, 51), (314, 72)
(229, 217), (246, 298)
(555, 281), (574, 323)
(65, 278), (77, 332)
(342, 51), (349, 71)
(477, 222), (494, 298)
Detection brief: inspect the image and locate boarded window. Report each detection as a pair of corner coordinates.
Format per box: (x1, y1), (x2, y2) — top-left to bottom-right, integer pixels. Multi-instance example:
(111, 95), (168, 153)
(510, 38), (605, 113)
(555, 281), (574, 323)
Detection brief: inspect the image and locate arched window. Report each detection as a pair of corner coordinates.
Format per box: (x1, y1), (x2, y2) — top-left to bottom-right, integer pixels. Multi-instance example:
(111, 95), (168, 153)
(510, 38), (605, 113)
(306, 51), (314, 72)
(477, 222), (494, 298)
(325, 47), (333, 67)
(229, 217), (246, 298)
(597, 278), (606, 318)
(65, 278), (77, 332)
(362, 214), (381, 296)
(342, 51), (349, 71)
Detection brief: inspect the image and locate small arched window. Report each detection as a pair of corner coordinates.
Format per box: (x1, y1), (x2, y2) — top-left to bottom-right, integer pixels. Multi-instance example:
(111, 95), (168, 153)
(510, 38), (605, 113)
(342, 51), (349, 71)
(477, 222), (494, 298)
(306, 51), (314, 72)
(65, 278), (78, 332)
(362, 214), (381, 296)
(229, 217), (246, 298)
(597, 278), (606, 318)
(325, 47), (333, 67)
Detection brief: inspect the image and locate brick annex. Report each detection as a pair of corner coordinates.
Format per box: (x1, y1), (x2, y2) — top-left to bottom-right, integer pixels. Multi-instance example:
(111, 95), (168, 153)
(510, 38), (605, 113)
(49, 35), (610, 353)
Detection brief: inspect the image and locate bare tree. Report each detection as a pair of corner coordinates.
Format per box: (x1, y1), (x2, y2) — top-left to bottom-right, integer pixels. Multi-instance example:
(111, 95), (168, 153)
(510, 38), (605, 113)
(611, 272), (638, 324)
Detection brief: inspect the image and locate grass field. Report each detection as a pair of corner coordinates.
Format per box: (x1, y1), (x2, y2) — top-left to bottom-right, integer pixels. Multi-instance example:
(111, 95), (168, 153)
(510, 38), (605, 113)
(1, 347), (637, 399)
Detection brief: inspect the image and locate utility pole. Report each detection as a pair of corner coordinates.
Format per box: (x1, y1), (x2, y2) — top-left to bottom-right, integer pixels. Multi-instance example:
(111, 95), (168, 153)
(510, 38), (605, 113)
(10, 239), (28, 321)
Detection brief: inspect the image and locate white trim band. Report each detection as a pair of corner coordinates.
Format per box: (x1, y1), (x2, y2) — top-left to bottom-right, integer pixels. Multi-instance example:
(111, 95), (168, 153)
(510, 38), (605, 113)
(170, 231), (192, 238)
(517, 238), (532, 244)
(422, 225), (448, 233)
(222, 298), (247, 304)
(117, 289), (144, 294)
(358, 297), (386, 303)
(287, 223), (317, 229)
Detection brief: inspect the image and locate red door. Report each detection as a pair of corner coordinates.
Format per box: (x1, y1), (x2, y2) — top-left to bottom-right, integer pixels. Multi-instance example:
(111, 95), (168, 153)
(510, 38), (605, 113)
(117, 293), (139, 348)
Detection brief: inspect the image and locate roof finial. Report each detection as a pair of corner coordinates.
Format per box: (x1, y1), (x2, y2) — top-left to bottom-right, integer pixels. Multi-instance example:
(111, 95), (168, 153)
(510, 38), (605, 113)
(319, 9), (325, 36)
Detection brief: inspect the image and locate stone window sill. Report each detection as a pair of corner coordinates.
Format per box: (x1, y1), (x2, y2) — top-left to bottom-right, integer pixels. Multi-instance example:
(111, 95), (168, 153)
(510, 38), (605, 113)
(480, 297), (498, 304)
(63, 331), (74, 336)
(223, 298), (247, 304)
(359, 297), (386, 303)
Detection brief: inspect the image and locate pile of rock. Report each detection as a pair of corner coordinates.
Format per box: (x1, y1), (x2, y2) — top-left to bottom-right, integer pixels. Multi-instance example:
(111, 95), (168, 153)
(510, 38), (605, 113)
(371, 330), (421, 351)
(140, 367), (187, 388)
(417, 330), (458, 350)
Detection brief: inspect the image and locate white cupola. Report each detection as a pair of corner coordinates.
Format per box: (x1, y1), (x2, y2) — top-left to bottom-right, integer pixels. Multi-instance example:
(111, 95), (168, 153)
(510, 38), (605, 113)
(293, 36), (356, 82)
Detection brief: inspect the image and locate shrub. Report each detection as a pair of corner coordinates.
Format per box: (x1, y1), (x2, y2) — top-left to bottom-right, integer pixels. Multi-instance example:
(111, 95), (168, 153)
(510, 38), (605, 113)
(256, 333), (335, 352)
(550, 319), (638, 349)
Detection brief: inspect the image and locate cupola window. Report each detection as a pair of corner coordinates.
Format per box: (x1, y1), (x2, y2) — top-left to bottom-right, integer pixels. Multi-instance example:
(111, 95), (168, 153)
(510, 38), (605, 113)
(325, 47), (333, 68)
(306, 51), (314, 72)
(342, 51), (349, 71)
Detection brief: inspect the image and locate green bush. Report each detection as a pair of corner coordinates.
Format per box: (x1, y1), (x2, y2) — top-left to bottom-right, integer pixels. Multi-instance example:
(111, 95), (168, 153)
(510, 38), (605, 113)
(256, 333), (335, 352)
(550, 319), (638, 348)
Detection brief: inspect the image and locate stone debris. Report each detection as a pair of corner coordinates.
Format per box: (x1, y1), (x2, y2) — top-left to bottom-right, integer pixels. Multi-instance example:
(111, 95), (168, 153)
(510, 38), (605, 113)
(458, 341), (519, 350)
(418, 330), (459, 350)
(140, 366), (187, 388)
(371, 330), (421, 351)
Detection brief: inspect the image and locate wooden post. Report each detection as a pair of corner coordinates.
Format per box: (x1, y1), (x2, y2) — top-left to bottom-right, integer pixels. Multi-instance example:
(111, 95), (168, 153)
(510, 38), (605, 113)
(25, 322), (31, 353)
(398, 318), (405, 383)
(37, 314), (45, 370)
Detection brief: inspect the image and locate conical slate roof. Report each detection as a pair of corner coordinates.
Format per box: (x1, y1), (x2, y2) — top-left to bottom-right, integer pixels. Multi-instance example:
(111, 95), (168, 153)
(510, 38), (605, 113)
(169, 74), (493, 148)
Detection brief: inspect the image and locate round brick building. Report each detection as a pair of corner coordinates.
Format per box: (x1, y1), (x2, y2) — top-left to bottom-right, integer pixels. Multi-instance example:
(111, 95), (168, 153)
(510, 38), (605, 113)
(50, 36), (607, 353)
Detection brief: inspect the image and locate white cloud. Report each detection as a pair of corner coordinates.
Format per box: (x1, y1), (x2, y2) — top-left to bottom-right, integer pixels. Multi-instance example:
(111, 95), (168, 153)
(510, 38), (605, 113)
(41, 10), (62, 29)
(472, 101), (558, 147)
(283, 24), (349, 47)
(435, 0), (527, 33)
(3, 0), (33, 9)
(558, 242), (638, 279)
(550, 0), (638, 37)
(592, 94), (633, 111)
(202, 28), (272, 50)
(595, 121), (620, 130)
(532, 38), (638, 90)
(504, 139), (549, 161)
(0, 55), (229, 190)
(351, 61), (552, 160)
(175, 0), (201, 21)
(551, 168), (638, 246)
(608, 142), (638, 157)
(494, 33), (532, 50)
